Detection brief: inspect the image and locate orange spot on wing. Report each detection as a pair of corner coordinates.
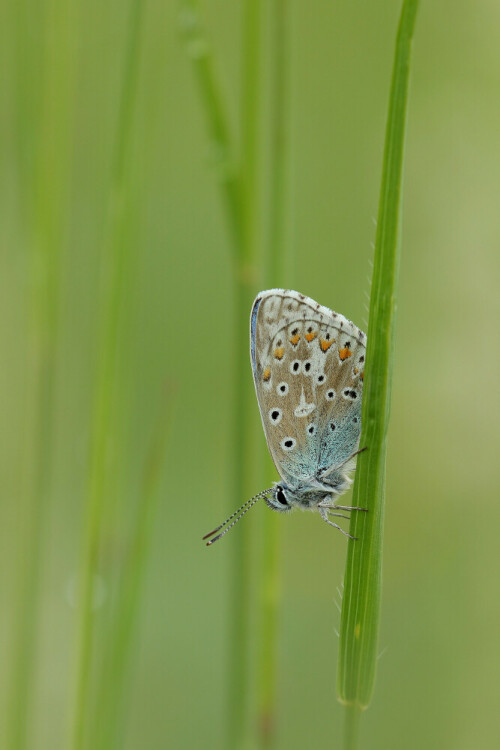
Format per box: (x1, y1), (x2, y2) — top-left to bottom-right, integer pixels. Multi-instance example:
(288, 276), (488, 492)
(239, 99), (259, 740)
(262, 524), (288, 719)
(289, 333), (301, 346)
(274, 347), (285, 360)
(353, 367), (359, 375)
(319, 338), (334, 352)
(305, 332), (317, 342)
(360, 372), (364, 381)
(263, 367), (271, 381)
(339, 347), (353, 361)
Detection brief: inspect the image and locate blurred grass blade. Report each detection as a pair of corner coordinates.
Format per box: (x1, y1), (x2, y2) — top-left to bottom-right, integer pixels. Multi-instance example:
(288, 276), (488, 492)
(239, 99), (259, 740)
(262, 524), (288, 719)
(7, 1), (78, 747)
(181, 3), (262, 748)
(266, 0), (291, 289)
(337, 0), (420, 731)
(258, 1), (291, 747)
(95, 385), (174, 750)
(69, 2), (145, 748)
(179, 0), (244, 254)
(227, 3), (262, 750)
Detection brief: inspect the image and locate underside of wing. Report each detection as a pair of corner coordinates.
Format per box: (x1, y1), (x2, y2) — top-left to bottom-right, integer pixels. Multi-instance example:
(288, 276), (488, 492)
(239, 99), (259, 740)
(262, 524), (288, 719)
(250, 289), (366, 487)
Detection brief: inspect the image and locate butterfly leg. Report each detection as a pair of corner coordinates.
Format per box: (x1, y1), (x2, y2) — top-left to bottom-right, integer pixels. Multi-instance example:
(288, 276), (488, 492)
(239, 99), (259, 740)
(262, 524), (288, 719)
(318, 501), (368, 513)
(326, 510), (351, 521)
(334, 505), (368, 512)
(319, 507), (357, 540)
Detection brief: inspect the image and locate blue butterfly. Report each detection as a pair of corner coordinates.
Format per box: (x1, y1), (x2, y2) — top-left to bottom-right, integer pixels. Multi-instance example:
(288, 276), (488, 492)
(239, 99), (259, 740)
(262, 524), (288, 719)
(204, 290), (367, 546)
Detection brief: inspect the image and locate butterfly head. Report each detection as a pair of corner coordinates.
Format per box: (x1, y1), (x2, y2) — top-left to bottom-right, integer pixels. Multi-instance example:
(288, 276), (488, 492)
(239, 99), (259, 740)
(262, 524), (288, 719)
(264, 484), (293, 513)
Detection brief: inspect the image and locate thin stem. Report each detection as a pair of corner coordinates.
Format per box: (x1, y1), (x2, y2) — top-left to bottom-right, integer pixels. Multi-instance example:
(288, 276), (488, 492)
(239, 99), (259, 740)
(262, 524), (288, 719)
(181, 4), (262, 747)
(69, 2), (145, 748)
(226, 6), (263, 748)
(258, 509), (280, 749)
(95, 386), (174, 750)
(343, 704), (362, 750)
(240, 0), (262, 265)
(179, 1), (244, 255)
(267, 0), (290, 287)
(258, 2), (290, 747)
(337, 0), (420, 732)
(227, 276), (258, 750)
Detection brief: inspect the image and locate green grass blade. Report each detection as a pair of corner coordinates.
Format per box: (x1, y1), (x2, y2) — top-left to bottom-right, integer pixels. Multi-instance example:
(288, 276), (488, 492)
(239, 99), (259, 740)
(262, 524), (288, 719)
(337, 0), (420, 720)
(228, 5), (262, 748)
(266, 0), (291, 289)
(258, 2), (291, 747)
(181, 3), (262, 748)
(94, 386), (174, 750)
(179, 1), (244, 255)
(7, 2), (78, 747)
(69, 2), (145, 748)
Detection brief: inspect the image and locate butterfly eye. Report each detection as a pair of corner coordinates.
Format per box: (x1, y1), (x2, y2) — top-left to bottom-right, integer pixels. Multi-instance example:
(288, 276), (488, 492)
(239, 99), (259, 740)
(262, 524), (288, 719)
(276, 487), (288, 505)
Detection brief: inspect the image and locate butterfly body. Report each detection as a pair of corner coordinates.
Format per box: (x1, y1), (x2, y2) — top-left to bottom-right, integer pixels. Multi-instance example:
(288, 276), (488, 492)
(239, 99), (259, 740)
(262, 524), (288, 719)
(251, 289), (366, 526)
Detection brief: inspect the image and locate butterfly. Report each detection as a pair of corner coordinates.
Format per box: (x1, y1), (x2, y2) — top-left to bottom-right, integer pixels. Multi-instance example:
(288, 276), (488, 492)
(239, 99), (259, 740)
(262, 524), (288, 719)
(204, 289), (367, 546)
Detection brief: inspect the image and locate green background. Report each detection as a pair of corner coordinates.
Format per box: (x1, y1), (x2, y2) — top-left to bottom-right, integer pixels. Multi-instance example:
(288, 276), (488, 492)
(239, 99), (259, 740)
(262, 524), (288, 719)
(1, 1), (499, 748)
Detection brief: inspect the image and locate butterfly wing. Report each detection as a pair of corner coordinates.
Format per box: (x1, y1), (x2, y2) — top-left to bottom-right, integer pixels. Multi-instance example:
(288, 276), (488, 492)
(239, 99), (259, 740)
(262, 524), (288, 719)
(250, 289), (366, 487)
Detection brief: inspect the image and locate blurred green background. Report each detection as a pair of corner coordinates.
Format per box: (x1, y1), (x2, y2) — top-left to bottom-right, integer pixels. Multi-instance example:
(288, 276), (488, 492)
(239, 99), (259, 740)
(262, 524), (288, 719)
(1, 1), (500, 749)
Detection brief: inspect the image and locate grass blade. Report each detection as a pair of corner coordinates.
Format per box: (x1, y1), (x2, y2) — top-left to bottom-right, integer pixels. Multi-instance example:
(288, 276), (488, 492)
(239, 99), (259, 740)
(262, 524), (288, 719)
(266, 0), (291, 289)
(337, 0), (420, 730)
(94, 385), (174, 750)
(7, 1), (78, 746)
(179, 1), (244, 255)
(258, 2), (291, 747)
(228, 5), (262, 748)
(69, 2), (145, 748)
(181, 3), (262, 748)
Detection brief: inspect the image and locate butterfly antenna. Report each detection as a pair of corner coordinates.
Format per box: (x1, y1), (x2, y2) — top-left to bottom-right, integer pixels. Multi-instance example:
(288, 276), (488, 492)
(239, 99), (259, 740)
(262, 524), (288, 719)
(203, 488), (274, 546)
